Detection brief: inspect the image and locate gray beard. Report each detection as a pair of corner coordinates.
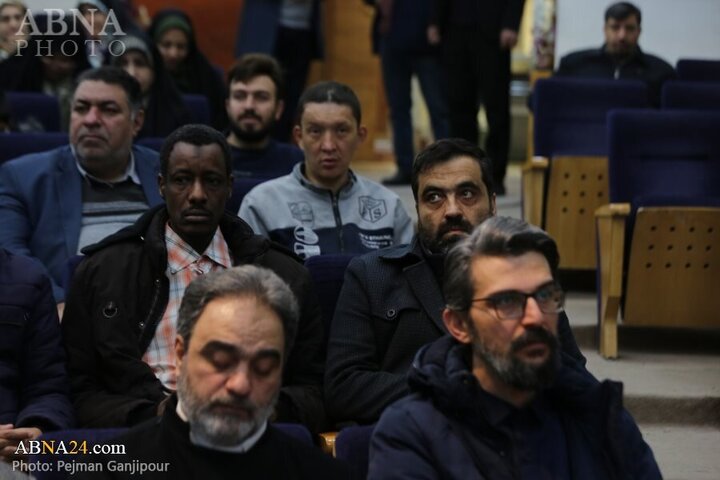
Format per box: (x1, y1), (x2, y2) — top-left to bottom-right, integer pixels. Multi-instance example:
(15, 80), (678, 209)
(177, 371), (278, 447)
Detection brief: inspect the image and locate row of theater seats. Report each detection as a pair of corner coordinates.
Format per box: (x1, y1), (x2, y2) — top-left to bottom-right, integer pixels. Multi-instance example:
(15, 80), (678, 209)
(29, 423), (376, 479)
(3, 92), (212, 133)
(523, 70), (720, 358)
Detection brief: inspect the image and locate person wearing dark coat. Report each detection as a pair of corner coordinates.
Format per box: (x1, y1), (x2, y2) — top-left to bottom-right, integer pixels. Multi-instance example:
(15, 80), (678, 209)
(0, 248), (74, 462)
(555, 2), (675, 106)
(149, 9), (227, 130)
(324, 139), (585, 426)
(369, 217), (661, 479)
(111, 34), (190, 138)
(62, 125), (327, 434)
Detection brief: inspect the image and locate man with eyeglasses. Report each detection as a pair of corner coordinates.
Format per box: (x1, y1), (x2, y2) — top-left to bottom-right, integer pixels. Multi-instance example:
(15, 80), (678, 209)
(368, 216), (661, 479)
(325, 138), (585, 426)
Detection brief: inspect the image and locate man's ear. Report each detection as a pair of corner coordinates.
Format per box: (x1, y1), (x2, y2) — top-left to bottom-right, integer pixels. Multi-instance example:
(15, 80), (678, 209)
(292, 124), (303, 148)
(132, 108), (145, 137)
(158, 173), (165, 199)
(275, 99), (285, 121)
(174, 335), (186, 370)
(443, 308), (472, 344)
(358, 124), (368, 143)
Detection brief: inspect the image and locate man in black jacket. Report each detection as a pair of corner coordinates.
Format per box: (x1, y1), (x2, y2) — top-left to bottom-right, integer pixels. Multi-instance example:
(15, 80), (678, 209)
(555, 2), (675, 106)
(324, 138), (585, 425)
(62, 124), (326, 433)
(369, 217), (660, 479)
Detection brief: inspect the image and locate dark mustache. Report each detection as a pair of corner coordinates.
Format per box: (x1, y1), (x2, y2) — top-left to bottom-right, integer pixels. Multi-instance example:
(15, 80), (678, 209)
(239, 111), (261, 121)
(437, 217), (473, 237)
(510, 327), (557, 353)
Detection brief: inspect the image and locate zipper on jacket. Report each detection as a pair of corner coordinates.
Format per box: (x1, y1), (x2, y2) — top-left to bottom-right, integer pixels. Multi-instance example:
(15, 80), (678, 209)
(140, 278), (162, 332)
(330, 192), (344, 252)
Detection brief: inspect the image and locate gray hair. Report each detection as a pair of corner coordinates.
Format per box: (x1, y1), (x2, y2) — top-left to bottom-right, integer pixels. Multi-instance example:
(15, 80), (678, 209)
(444, 216), (560, 313)
(177, 265), (299, 358)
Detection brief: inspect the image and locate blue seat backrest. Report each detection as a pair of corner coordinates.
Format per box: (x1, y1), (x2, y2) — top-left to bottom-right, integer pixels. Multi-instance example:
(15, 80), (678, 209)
(5, 92), (61, 132)
(0, 132), (68, 165)
(304, 254), (357, 332)
(29, 428), (128, 480)
(227, 177), (266, 213)
(661, 81), (720, 111)
(335, 425), (375, 480)
(181, 94), (211, 125)
(533, 78), (648, 157)
(136, 137), (165, 152)
(607, 109), (720, 207)
(676, 59), (720, 82)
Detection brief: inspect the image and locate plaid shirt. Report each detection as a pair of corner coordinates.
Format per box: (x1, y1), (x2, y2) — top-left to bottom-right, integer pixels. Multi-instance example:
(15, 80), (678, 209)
(143, 223), (232, 390)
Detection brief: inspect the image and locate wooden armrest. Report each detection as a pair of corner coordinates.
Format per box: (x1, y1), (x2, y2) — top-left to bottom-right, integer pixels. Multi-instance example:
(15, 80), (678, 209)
(521, 156), (549, 227)
(595, 203), (630, 359)
(318, 431), (337, 456)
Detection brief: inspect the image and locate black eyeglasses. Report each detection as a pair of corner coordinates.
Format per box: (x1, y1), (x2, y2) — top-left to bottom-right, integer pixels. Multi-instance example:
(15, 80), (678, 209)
(472, 282), (565, 320)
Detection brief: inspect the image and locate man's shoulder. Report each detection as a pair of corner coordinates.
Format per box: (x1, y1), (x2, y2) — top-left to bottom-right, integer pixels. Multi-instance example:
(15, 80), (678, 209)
(346, 241), (418, 276)
(0, 248), (51, 296)
(266, 427), (352, 476)
(639, 51), (674, 72)
(559, 48), (603, 65)
(243, 174), (296, 201)
(0, 145), (71, 176)
(351, 174), (403, 201)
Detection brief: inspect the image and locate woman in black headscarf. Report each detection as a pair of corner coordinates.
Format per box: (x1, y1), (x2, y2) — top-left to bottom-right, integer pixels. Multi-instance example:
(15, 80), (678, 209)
(148, 9), (226, 130)
(110, 33), (190, 138)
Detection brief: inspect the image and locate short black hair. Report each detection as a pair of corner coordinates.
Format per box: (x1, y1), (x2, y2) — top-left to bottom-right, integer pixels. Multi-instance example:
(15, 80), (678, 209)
(74, 66), (143, 113)
(296, 81), (362, 126)
(160, 124), (232, 177)
(605, 2), (641, 25)
(412, 138), (495, 201)
(227, 53), (285, 100)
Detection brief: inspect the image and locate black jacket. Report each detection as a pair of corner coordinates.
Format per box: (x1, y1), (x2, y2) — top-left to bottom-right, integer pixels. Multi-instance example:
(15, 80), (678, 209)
(369, 336), (662, 479)
(556, 45), (675, 106)
(62, 206), (326, 432)
(0, 248), (74, 431)
(325, 237), (584, 425)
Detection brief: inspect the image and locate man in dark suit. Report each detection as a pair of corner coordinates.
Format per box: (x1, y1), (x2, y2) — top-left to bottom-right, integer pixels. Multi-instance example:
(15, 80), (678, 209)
(0, 67), (162, 306)
(324, 138), (585, 425)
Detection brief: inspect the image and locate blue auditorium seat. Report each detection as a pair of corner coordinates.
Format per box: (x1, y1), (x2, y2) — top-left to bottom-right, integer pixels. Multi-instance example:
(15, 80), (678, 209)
(524, 77), (648, 270)
(0, 132), (68, 165)
(181, 94), (212, 125)
(596, 109), (720, 358)
(676, 58), (720, 82)
(335, 425), (375, 480)
(136, 136), (165, 152)
(227, 177), (266, 213)
(5, 92), (61, 132)
(661, 81), (720, 111)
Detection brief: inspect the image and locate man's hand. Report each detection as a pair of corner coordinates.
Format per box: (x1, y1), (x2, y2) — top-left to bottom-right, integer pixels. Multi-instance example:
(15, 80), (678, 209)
(427, 25), (441, 45)
(0, 425), (43, 461)
(499, 28), (518, 49)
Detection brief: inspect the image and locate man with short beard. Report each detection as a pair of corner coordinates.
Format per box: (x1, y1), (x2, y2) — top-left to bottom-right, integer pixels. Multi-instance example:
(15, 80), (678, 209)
(81, 266), (351, 479)
(324, 138), (585, 425)
(369, 216), (661, 479)
(225, 53), (304, 179)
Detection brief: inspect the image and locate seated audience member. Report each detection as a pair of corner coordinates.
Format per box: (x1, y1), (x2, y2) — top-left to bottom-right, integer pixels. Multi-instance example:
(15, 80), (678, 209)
(77, 0), (137, 68)
(239, 81), (414, 260)
(555, 1), (674, 106)
(0, 248), (74, 464)
(369, 217), (661, 479)
(78, 266), (350, 479)
(111, 34), (191, 138)
(0, 1), (27, 62)
(0, 66), (161, 304)
(324, 138), (585, 425)
(0, 14), (91, 130)
(149, 9), (227, 129)
(225, 53), (303, 179)
(62, 124), (326, 433)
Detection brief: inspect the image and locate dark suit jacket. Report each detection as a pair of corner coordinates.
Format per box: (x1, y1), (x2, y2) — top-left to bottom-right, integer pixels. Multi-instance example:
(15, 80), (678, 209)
(324, 236), (585, 425)
(0, 145), (162, 301)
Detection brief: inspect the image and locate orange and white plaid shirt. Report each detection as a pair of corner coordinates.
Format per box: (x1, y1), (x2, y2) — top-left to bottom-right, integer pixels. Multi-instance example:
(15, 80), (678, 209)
(142, 223), (232, 390)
